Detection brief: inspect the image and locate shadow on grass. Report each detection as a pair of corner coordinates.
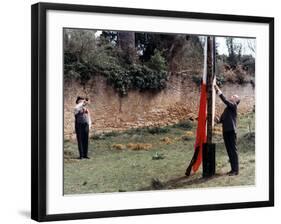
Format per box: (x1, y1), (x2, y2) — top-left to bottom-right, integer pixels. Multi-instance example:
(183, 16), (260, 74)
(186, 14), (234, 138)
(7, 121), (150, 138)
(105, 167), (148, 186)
(139, 173), (227, 191)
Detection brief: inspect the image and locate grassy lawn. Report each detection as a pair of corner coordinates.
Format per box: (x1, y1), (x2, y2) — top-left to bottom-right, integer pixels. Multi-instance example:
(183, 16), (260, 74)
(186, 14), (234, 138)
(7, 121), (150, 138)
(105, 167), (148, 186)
(64, 112), (255, 195)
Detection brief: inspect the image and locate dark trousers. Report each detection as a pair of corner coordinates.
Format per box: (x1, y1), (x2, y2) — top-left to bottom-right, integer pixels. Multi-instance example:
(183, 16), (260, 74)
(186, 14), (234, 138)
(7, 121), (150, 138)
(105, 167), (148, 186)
(223, 130), (239, 172)
(75, 122), (89, 158)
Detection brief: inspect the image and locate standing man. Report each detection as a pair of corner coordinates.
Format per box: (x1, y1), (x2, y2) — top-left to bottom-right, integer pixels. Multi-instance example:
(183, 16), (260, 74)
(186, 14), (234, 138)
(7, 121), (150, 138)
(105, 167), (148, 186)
(214, 85), (240, 176)
(74, 96), (92, 159)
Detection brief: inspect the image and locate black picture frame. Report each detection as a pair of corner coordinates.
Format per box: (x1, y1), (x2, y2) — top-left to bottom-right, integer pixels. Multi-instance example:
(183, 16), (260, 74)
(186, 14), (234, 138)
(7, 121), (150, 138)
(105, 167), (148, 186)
(31, 2), (274, 222)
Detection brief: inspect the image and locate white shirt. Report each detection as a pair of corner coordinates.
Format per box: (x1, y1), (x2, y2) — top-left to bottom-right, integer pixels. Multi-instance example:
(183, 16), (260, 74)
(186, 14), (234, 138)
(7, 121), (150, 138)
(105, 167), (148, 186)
(74, 102), (92, 129)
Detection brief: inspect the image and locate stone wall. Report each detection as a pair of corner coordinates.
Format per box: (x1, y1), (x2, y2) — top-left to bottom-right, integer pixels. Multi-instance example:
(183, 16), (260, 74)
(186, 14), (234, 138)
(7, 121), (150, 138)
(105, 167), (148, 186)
(64, 74), (255, 139)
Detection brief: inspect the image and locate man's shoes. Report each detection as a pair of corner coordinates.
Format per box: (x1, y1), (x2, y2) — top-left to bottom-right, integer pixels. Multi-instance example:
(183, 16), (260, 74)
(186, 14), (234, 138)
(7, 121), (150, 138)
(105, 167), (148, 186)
(78, 157), (83, 160)
(227, 171), (239, 176)
(84, 156), (90, 159)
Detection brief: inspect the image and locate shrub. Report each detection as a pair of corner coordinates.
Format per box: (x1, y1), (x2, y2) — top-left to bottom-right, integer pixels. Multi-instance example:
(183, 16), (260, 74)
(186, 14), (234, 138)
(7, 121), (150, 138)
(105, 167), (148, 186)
(130, 64), (168, 92)
(105, 65), (131, 96)
(241, 55), (255, 75)
(91, 134), (106, 140)
(103, 131), (119, 137)
(64, 60), (93, 85)
(122, 126), (170, 136)
(236, 70), (247, 84)
(147, 126), (170, 134)
(191, 75), (202, 86)
(146, 49), (167, 72)
(173, 119), (193, 130)
(65, 44), (168, 96)
(224, 70), (237, 83)
(123, 128), (145, 135)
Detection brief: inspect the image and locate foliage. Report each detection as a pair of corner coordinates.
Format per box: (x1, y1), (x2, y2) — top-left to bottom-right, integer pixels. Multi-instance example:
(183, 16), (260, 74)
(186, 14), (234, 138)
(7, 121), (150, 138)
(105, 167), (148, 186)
(223, 38), (255, 84)
(226, 37), (242, 69)
(100, 31), (118, 44)
(240, 55), (255, 75)
(64, 29), (168, 96)
(216, 74), (225, 86)
(172, 119), (193, 130)
(236, 70), (247, 84)
(146, 49), (167, 71)
(130, 64), (168, 92)
(191, 75), (202, 86)
(103, 62), (168, 96)
(64, 29), (97, 84)
(97, 126), (171, 139)
(64, 29), (255, 94)
(147, 126), (170, 134)
(102, 131), (119, 138)
(102, 64), (131, 96)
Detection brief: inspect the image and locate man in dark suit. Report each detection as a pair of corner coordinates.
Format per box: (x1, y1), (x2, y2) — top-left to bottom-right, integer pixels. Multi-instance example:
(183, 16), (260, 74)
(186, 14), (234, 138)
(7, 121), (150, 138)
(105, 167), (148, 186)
(74, 96), (92, 160)
(214, 85), (240, 176)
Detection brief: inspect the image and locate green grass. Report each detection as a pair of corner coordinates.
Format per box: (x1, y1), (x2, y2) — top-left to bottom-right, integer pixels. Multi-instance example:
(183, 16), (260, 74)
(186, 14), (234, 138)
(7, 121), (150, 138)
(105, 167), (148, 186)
(64, 112), (255, 194)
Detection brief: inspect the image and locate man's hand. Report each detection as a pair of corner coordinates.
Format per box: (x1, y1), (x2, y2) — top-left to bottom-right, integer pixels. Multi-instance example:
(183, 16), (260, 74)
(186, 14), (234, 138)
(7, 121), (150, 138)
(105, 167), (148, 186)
(214, 84), (218, 91)
(214, 84), (222, 95)
(215, 116), (220, 123)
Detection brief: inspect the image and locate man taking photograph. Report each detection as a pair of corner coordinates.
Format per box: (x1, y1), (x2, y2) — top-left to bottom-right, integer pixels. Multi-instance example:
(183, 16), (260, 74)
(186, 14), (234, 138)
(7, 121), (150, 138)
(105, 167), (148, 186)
(74, 96), (92, 160)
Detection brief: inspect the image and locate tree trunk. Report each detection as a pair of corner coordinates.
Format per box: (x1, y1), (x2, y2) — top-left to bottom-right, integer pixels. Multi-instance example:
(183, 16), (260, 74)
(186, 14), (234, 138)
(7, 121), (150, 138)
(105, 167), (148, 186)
(118, 32), (136, 63)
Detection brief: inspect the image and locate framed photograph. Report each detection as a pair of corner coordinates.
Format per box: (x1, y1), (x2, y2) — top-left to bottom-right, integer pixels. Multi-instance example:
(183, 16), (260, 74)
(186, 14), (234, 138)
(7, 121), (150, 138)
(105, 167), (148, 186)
(31, 2), (274, 222)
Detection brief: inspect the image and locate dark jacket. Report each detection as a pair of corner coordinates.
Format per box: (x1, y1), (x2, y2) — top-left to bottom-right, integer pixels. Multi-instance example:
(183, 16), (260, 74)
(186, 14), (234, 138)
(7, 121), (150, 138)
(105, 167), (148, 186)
(75, 110), (89, 125)
(219, 94), (238, 133)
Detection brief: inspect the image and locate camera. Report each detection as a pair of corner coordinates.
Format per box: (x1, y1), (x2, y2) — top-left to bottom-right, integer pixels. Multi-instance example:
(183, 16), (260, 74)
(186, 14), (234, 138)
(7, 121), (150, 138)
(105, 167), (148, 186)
(83, 97), (89, 106)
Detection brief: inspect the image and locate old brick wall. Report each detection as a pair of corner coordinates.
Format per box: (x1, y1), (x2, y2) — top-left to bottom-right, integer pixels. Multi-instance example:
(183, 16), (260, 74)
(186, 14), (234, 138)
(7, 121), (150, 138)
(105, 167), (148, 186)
(64, 74), (255, 139)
